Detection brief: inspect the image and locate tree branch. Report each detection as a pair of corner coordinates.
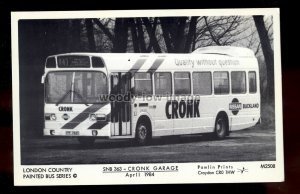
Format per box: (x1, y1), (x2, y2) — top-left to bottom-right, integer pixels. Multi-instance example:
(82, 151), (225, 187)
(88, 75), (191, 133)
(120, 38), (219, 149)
(204, 16), (220, 45)
(93, 19), (114, 41)
(142, 17), (161, 53)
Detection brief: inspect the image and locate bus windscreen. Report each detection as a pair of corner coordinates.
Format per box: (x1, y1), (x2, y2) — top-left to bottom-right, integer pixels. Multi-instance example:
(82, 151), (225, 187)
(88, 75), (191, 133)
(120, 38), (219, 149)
(46, 71), (108, 104)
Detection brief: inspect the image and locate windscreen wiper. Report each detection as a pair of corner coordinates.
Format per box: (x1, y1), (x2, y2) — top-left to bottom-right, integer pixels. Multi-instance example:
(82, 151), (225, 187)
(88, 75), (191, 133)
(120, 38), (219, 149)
(55, 90), (89, 106)
(56, 89), (72, 106)
(72, 90), (89, 106)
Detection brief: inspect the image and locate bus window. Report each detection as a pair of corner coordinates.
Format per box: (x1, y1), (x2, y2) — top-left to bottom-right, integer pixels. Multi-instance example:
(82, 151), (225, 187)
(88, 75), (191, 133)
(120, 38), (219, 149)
(193, 72), (212, 95)
(134, 72), (152, 96)
(46, 57), (56, 68)
(249, 71), (257, 93)
(231, 71), (246, 94)
(154, 72), (172, 95)
(214, 72), (229, 95)
(92, 57), (105, 68)
(46, 72), (73, 103)
(46, 71), (107, 104)
(73, 72), (107, 103)
(174, 72), (191, 95)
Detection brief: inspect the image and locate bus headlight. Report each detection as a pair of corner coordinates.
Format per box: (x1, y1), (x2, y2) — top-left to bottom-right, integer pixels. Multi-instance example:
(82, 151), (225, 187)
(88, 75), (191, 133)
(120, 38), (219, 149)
(45, 113), (56, 121)
(89, 114), (97, 121)
(50, 114), (57, 121)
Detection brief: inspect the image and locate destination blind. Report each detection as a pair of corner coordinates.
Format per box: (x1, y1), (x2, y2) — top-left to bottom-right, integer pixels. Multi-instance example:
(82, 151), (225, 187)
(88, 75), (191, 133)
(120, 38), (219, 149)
(57, 56), (90, 68)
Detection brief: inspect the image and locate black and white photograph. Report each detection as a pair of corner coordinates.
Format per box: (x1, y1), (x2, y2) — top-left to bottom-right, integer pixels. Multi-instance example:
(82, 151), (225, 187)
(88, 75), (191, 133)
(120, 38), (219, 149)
(12, 9), (283, 185)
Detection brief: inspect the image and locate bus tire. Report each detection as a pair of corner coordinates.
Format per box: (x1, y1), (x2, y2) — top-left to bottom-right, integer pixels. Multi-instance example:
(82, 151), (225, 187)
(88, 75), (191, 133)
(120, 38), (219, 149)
(214, 114), (228, 139)
(135, 120), (151, 145)
(77, 137), (95, 147)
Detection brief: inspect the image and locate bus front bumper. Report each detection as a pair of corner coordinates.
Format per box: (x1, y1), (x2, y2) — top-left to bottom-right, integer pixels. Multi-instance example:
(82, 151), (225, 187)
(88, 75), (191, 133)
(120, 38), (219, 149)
(44, 124), (110, 137)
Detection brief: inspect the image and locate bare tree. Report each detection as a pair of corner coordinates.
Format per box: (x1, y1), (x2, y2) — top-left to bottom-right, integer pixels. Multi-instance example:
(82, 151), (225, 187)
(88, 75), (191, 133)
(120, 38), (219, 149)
(111, 18), (129, 52)
(91, 17), (202, 53)
(253, 16), (274, 103)
(85, 19), (96, 52)
(93, 18), (130, 52)
(159, 17), (190, 53)
(201, 16), (248, 47)
(184, 16), (199, 53)
(69, 20), (82, 52)
(93, 18), (114, 52)
(135, 18), (147, 52)
(93, 19), (114, 41)
(129, 18), (140, 53)
(141, 17), (161, 53)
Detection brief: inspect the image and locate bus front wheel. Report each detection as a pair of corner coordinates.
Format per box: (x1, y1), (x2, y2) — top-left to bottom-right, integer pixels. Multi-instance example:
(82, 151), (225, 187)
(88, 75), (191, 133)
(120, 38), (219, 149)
(135, 121), (151, 145)
(77, 137), (95, 147)
(214, 115), (228, 139)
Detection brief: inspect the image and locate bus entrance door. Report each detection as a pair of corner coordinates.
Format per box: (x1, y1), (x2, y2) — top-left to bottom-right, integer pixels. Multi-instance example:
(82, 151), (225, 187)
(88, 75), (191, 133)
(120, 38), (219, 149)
(110, 73), (132, 137)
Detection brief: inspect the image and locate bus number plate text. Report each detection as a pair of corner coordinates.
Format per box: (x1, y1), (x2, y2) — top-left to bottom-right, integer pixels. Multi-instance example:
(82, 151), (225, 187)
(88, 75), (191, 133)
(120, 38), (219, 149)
(65, 131), (79, 136)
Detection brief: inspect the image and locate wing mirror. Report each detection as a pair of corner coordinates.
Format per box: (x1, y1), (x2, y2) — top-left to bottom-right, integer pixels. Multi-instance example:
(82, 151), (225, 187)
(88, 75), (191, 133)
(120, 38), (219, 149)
(41, 74), (45, 84)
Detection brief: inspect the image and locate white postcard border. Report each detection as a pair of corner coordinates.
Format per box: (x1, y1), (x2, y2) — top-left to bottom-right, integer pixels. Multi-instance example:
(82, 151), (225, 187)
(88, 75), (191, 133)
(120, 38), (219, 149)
(11, 8), (284, 185)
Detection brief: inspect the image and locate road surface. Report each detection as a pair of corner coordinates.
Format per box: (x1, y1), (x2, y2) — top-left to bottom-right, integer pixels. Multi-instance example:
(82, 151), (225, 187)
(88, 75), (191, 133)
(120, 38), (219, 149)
(21, 128), (275, 165)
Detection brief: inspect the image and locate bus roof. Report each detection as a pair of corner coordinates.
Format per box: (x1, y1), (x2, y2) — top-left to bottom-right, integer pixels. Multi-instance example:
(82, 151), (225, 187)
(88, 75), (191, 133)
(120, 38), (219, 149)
(46, 46), (258, 72)
(192, 46), (255, 57)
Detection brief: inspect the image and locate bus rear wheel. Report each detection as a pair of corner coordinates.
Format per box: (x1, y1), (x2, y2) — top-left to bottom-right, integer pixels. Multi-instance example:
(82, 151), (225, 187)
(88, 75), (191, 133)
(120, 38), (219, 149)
(214, 115), (228, 139)
(135, 122), (151, 145)
(77, 137), (95, 147)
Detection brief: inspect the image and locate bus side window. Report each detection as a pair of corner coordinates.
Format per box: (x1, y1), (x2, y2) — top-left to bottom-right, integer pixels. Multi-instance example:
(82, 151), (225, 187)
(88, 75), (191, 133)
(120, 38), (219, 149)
(134, 72), (152, 96)
(193, 72), (212, 95)
(213, 71), (229, 95)
(249, 71), (257, 93)
(174, 72), (191, 95)
(231, 71), (246, 94)
(154, 72), (172, 96)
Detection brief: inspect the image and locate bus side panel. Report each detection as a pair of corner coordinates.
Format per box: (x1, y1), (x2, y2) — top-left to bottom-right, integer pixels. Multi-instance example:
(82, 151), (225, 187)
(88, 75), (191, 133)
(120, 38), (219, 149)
(191, 96), (215, 134)
(152, 96), (174, 136)
(230, 93), (260, 131)
(131, 98), (156, 137)
(230, 69), (261, 131)
(131, 96), (174, 137)
(172, 96), (194, 135)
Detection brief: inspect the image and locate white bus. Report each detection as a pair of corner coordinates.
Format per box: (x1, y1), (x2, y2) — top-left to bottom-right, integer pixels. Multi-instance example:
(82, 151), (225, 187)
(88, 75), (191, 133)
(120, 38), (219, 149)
(41, 46), (260, 146)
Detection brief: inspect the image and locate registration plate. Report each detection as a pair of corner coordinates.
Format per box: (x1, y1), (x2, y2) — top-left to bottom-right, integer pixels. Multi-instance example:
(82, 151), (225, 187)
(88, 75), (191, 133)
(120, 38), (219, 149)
(65, 131), (79, 136)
